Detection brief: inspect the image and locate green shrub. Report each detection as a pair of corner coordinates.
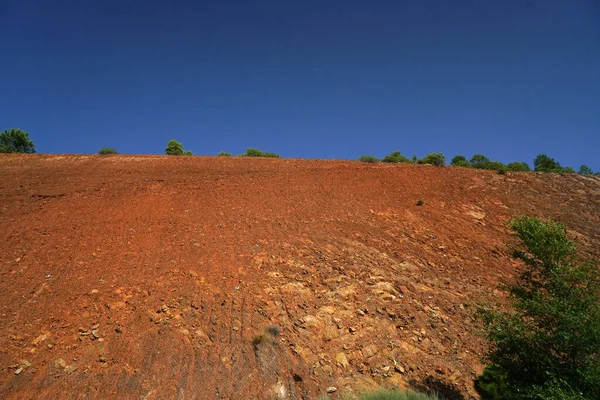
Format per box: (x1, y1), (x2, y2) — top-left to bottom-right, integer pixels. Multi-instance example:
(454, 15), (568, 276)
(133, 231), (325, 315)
(358, 155), (379, 163)
(533, 154), (563, 172)
(411, 154), (418, 163)
(382, 151), (411, 163)
(417, 153), (445, 166)
(0, 128), (36, 153)
(165, 139), (184, 155)
(451, 155), (470, 167)
(470, 154), (491, 169)
(506, 162), (531, 172)
(497, 166), (507, 175)
(243, 148), (280, 158)
(563, 166), (575, 173)
(578, 165), (593, 175)
(218, 151), (231, 156)
(476, 217), (600, 399)
(98, 147), (118, 155)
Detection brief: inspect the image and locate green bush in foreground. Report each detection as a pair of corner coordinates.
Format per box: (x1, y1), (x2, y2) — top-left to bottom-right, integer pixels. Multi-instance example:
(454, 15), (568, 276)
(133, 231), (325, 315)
(243, 148), (280, 158)
(382, 151), (411, 163)
(358, 155), (379, 163)
(0, 128), (36, 153)
(417, 153), (445, 166)
(98, 147), (118, 155)
(218, 151), (231, 156)
(476, 216), (600, 399)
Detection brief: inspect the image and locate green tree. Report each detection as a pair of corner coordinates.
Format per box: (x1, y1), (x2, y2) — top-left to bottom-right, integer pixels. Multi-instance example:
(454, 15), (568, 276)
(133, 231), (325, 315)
(506, 162), (531, 172)
(533, 154), (563, 172)
(218, 151), (231, 156)
(470, 154), (491, 169)
(382, 151), (411, 163)
(0, 128), (36, 153)
(98, 147), (118, 155)
(451, 155), (471, 167)
(578, 165), (593, 175)
(417, 153), (445, 166)
(476, 217), (600, 399)
(165, 140), (185, 155)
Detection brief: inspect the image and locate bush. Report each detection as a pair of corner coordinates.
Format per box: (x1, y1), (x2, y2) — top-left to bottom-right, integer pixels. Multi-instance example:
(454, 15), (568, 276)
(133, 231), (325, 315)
(243, 148), (280, 158)
(533, 154), (563, 172)
(506, 162), (531, 172)
(579, 165), (593, 175)
(0, 128), (36, 153)
(417, 153), (445, 166)
(165, 139), (192, 156)
(382, 151), (411, 163)
(358, 155), (379, 163)
(476, 216), (600, 399)
(470, 154), (491, 169)
(218, 151), (231, 156)
(563, 166), (576, 173)
(451, 155), (471, 167)
(98, 147), (118, 155)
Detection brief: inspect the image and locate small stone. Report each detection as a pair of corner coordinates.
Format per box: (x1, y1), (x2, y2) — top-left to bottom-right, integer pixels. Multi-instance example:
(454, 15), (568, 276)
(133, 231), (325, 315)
(161, 305), (169, 313)
(349, 327), (357, 334)
(55, 358), (67, 369)
(15, 258), (21, 263)
(90, 289), (99, 295)
(115, 327), (123, 334)
(98, 356), (107, 363)
(91, 330), (99, 339)
(14, 367), (23, 375)
(91, 324), (100, 330)
(78, 327), (87, 333)
(395, 365), (406, 374)
(21, 360), (31, 367)
(326, 387), (337, 393)
(47, 344), (54, 349)
(335, 352), (349, 369)
(362, 344), (378, 358)
(64, 364), (78, 374)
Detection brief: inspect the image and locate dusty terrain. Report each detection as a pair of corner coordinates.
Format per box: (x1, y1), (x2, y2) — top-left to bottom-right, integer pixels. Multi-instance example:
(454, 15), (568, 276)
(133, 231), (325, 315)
(1, 155), (599, 400)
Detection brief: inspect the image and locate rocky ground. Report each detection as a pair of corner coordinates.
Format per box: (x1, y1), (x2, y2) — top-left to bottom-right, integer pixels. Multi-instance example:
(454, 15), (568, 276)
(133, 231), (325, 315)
(0, 155), (598, 399)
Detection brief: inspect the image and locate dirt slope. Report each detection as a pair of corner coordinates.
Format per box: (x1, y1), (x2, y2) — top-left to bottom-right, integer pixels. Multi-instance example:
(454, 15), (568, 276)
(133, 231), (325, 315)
(1, 155), (599, 400)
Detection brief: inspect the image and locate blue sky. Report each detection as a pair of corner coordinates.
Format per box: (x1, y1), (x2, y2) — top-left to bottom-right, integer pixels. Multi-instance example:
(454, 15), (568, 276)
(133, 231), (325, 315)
(1, 0), (599, 169)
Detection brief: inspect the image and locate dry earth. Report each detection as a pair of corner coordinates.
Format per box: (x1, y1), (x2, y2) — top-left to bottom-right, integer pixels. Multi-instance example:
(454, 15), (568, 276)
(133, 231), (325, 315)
(1, 155), (599, 399)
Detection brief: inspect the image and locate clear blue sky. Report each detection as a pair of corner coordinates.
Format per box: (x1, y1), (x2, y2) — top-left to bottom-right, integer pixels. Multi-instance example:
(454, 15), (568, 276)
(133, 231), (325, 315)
(1, 0), (599, 169)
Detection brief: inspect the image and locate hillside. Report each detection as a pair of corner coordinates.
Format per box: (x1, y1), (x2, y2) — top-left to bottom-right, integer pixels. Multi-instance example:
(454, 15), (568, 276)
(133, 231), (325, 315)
(1, 155), (599, 399)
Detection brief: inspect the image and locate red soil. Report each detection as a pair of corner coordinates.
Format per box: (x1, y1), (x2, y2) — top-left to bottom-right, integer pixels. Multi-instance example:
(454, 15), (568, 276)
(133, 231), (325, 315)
(1, 155), (598, 399)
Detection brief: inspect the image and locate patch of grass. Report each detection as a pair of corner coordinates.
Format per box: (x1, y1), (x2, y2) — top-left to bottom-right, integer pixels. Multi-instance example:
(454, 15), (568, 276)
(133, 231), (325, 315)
(359, 390), (437, 400)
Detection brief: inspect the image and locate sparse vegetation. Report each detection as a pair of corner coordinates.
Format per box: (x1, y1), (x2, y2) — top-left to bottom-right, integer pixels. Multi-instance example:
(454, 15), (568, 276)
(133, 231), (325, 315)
(469, 154), (491, 169)
(165, 139), (192, 156)
(358, 155), (379, 163)
(218, 151), (231, 156)
(382, 151), (411, 163)
(0, 128), (36, 153)
(476, 216), (600, 399)
(98, 147), (118, 155)
(417, 153), (445, 166)
(243, 148), (280, 158)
